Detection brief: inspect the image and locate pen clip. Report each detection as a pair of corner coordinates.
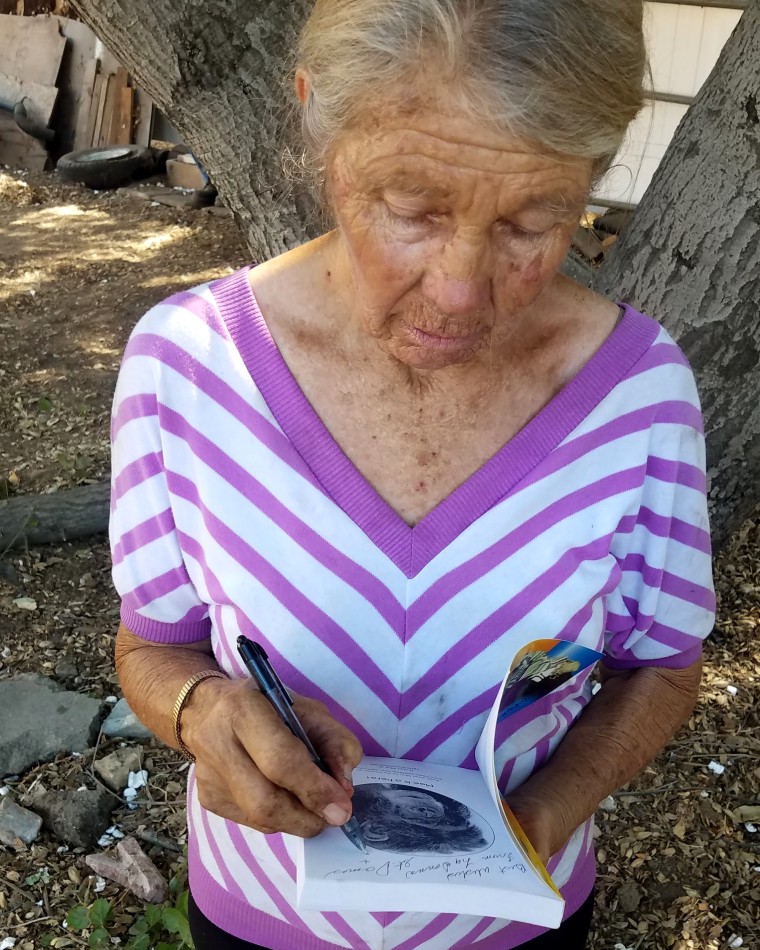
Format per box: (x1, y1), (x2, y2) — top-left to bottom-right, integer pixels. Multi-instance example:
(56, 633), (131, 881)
(255, 642), (294, 707)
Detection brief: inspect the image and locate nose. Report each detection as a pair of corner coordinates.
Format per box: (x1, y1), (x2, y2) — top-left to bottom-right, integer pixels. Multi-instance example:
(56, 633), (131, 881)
(421, 231), (492, 316)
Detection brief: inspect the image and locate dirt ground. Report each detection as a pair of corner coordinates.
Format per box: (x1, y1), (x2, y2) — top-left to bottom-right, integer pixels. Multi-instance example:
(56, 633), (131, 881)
(1, 167), (759, 950)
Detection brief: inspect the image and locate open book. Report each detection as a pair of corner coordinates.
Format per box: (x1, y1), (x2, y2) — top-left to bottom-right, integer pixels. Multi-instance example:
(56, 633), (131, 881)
(297, 639), (602, 927)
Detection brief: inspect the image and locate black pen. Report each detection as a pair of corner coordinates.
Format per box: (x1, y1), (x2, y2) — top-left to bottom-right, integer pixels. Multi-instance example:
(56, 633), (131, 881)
(236, 635), (368, 855)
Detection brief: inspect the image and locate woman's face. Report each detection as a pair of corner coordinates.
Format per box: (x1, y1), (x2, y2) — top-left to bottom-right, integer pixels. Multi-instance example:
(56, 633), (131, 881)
(327, 105), (593, 371)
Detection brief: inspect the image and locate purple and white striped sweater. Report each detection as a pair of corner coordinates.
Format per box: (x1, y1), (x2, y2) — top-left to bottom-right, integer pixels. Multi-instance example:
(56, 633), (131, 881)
(109, 266), (714, 950)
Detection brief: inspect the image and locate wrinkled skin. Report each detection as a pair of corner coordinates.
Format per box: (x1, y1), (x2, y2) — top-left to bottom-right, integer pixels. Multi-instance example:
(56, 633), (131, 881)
(324, 110), (593, 372)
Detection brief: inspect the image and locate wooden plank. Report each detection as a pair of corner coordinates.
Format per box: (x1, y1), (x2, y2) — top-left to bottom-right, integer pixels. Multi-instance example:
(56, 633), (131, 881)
(116, 85), (133, 144)
(0, 14), (66, 86)
(92, 73), (110, 147)
(84, 70), (104, 148)
(72, 57), (98, 151)
(98, 71), (119, 146)
(105, 66), (128, 144)
(132, 88), (154, 147)
(0, 110), (49, 170)
(0, 70), (58, 126)
(53, 17), (100, 155)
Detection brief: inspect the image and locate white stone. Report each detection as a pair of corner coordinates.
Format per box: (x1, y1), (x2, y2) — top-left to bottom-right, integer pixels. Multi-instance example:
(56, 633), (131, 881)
(127, 769), (148, 790)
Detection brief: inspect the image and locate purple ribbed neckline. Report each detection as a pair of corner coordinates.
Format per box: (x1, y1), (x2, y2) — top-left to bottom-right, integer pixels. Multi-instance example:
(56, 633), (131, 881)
(210, 266), (659, 578)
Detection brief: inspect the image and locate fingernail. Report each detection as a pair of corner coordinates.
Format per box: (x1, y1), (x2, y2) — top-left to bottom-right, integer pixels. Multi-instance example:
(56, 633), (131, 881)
(323, 804), (349, 826)
(342, 767), (354, 786)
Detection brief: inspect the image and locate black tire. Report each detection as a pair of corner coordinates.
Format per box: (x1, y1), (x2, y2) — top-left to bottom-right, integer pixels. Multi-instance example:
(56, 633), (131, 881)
(56, 146), (155, 190)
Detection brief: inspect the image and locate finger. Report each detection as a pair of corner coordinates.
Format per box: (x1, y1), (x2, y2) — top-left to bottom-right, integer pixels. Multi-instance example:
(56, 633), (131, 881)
(233, 690), (353, 824)
(195, 748), (327, 837)
(294, 697), (364, 785)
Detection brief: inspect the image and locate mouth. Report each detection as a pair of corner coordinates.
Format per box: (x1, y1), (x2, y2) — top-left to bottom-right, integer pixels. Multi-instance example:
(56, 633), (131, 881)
(407, 324), (484, 351)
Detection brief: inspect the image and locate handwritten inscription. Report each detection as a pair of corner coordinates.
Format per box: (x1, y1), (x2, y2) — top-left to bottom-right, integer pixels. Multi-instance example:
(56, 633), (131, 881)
(324, 853), (526, 883)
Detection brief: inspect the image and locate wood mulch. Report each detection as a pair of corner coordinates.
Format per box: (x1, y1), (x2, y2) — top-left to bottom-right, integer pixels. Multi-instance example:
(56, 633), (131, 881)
(1, 167), (758, 950)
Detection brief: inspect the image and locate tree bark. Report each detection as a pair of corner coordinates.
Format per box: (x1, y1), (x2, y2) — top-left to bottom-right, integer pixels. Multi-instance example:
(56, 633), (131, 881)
(69, 0), (318, 259)
(0, 483), (109, 551)
(596, 0), (760, 548)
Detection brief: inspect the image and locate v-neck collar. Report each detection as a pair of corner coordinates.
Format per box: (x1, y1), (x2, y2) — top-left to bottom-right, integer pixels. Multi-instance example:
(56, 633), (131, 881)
(211, 266), (659, 579)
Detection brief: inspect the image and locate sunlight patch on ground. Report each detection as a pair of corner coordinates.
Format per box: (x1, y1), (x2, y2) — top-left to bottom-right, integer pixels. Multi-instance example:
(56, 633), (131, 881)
(8, 204), (110, 230)
(139, 265), (238, 289)
(44, 204), (91, 218)
(1, 200), (196, 302)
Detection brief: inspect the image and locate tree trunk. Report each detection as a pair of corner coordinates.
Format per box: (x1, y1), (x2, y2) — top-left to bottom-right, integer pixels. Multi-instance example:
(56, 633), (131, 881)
(596, 0), (760, 548)
(0, 483), (110, 550)
(68, 0), (318, 259)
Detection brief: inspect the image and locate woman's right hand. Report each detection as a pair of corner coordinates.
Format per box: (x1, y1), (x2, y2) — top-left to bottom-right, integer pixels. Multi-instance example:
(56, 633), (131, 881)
(183, 676), (363, 837)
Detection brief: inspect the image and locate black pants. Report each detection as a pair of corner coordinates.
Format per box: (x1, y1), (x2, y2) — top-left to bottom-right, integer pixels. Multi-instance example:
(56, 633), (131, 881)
(188, 889), (594, 950)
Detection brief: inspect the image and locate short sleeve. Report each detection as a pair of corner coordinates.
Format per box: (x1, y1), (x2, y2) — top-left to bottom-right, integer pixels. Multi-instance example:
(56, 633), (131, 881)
(109, 321), (211, 645)
(603, 380), (715, 670)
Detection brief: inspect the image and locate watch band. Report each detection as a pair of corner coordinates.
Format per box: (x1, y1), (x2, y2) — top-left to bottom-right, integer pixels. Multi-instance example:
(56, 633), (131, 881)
(172, 669), (228, 762)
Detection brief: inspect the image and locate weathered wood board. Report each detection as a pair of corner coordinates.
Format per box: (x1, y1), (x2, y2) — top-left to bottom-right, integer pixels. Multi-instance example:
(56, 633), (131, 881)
(72, 56), (98, 150)
(0, 109), (49, 169)
(0, 70), (58, 125)
(132, 87), (153, 147)
(53, 15), (100, 155)
(92, 72), (109, 145)
(116, 84), (133, 144)
(103, 66), (127, 144)
(83, 69), (103, 148)
(98, 71), (118, 145)
(0, 14), (66, 86)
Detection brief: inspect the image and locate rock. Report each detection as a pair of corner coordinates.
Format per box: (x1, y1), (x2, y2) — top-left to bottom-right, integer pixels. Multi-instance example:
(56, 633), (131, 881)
(0, 674), (102, 776)
(85, 836), (168, 903)
(0, 797), (43, 846)
(54, 657), (78, 681)
(617, 880), (642, 914)
(29, 787), (115, 849)
(0, 559), (18, 585)
(94, 748), (142, 792)
(101, 698), (153, 740)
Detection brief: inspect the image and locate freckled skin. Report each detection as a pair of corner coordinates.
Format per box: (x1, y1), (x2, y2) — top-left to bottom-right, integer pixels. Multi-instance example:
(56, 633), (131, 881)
(249, 103), (620, 524)
(324, 111), (592, 372)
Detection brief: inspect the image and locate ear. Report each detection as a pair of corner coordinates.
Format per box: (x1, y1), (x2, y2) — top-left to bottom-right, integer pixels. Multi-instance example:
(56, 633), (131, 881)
(295, 67), (312, 106)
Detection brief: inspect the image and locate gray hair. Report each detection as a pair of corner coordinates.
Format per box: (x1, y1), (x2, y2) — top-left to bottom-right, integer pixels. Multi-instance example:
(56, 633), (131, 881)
(295, 0), (647, 195)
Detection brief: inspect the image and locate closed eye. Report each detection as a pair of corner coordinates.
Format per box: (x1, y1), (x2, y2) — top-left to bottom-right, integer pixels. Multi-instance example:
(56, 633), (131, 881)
(496, 219), (547, 242)
(383, 203), (445, 229)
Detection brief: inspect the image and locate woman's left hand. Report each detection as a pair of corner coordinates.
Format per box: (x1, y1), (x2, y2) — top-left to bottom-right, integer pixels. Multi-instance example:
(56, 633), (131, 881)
(506, 786), (571, 866)
(504, 661), (703, 867)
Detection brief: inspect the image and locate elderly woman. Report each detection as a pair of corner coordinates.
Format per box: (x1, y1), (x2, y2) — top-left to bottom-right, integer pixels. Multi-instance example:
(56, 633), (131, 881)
(109, 1), (715, 948)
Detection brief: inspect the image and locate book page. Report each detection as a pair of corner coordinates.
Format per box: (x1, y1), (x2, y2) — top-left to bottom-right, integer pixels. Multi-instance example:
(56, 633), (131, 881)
(475, 638), (603, 886)
(300, 757), (558, 905)
(476, 638), (604, 798)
